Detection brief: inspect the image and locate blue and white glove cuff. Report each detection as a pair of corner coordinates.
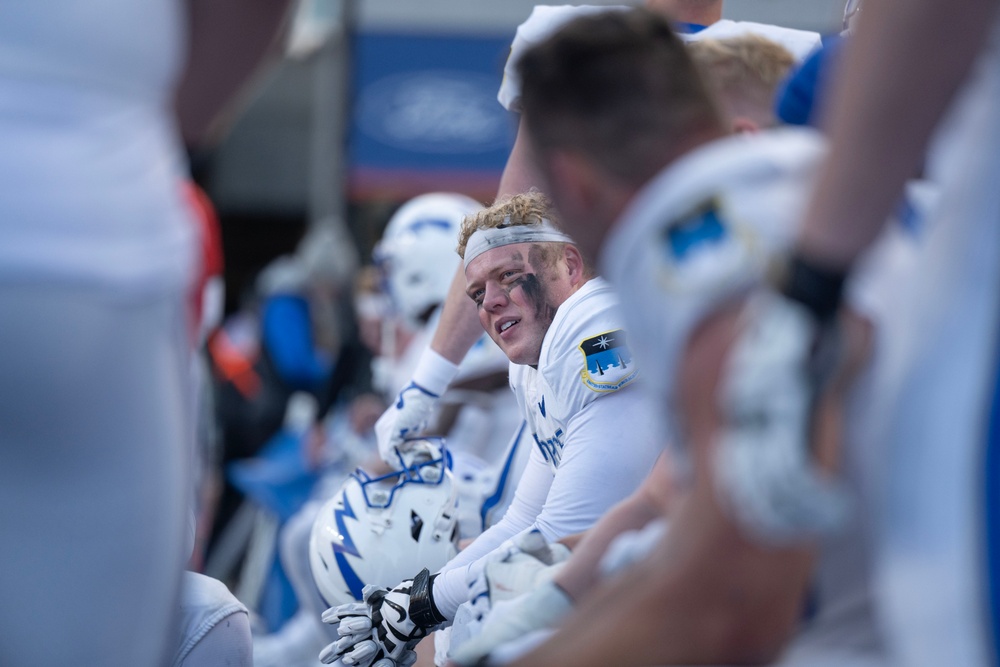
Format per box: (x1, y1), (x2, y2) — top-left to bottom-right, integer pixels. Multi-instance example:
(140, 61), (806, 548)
(411, 348), (460, 397)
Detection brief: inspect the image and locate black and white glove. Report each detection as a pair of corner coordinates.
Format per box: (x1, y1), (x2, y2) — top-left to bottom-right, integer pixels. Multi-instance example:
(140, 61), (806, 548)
(715, 253), (850, 543)
(320, 569), (445, 666)
(375, 350), (459, 466)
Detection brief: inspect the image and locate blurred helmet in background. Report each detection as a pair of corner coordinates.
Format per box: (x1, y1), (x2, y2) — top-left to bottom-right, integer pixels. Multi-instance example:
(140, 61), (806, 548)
(374, 193), (482, 324)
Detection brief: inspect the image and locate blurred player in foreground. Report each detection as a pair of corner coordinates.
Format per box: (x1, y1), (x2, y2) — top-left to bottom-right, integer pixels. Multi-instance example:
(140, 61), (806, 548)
(731, 0), (1000, 663)
(0, 1), (291, 664)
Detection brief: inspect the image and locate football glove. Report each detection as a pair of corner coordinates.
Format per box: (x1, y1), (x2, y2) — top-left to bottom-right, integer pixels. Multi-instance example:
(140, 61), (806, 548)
(448, 582), (572, 667)
(320, 569), (444, 666)
(598, 519), (669, 578)
(476, 529), (570, 604)
(375, 350), (458, 466)
(715, 254), (850, 543)
(448, 530), (569, 665)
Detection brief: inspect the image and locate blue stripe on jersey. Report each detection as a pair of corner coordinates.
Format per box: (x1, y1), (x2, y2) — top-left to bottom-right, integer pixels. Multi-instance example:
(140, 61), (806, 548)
(480, 421), (527, 530)
(985, 337), (1000, 664)
(674, 22), (707, 34)
(893, 196), (923, 236)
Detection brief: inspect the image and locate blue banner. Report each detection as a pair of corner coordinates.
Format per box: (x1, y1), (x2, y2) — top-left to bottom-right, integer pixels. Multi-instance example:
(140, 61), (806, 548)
(349, 30), (517, 200)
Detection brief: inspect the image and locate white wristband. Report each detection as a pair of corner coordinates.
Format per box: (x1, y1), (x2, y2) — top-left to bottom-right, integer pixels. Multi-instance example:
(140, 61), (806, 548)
(412, 348), (461, 397)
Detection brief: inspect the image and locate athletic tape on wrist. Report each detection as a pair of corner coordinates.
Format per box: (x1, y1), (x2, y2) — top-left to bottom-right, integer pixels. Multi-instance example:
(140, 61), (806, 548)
(778, 253), (846, 320)
(463, 218), (574, 269)
(409, 568), (447, 629)
(411, 348), (460, 396)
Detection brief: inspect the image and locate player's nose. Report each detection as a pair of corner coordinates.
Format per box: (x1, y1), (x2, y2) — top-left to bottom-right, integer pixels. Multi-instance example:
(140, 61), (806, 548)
(482, 281), (508, 311)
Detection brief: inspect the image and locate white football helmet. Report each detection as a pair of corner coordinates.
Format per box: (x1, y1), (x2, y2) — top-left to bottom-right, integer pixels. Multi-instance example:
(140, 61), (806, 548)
(374, 192), (482, 324)
(309, 439), (460, 607)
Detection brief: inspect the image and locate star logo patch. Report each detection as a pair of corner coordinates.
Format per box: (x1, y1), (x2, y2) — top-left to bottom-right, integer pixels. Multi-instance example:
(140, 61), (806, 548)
(578, 329), (638, 393)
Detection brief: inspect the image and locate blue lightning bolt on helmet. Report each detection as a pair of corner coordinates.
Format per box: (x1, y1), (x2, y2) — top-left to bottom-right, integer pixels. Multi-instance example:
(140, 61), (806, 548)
(309, 438), (460, 607)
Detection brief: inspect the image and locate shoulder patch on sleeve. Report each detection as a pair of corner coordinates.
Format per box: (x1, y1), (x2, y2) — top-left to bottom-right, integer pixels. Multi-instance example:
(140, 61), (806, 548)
(657, 197), (756, 295)
(578, 329), (638, 393)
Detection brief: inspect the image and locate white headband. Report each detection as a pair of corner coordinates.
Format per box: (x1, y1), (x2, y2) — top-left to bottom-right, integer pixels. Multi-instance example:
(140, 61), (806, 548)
(463, 217), (575, 269)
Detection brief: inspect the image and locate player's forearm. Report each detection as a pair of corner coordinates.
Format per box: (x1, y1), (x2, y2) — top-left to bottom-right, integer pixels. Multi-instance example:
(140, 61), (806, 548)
(797, 0), (997, 269)
(554, 456), (671, 599)
(510, 485), (815, 667)
(430, 267), (488, 365)
(497, 119), (545, 199)
(176, 0), (293, 147)
(434, 449), (553, 617)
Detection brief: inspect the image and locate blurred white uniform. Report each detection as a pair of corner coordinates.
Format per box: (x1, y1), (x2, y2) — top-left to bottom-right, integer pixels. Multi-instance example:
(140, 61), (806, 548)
(685, 19), (821, 59)
(497, 5), (821, 113)
(864, 14), (1000, 667)
(0, 2), (194, 666)
(601, 127), (925, 666)
(172, 572), (252, 667)
(431, 278), (661, 619)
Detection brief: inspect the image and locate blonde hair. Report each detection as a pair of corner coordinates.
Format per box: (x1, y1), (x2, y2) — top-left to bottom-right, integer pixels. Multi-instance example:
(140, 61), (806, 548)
(456, 190), (564, 259)
(688, 34), (795, 127)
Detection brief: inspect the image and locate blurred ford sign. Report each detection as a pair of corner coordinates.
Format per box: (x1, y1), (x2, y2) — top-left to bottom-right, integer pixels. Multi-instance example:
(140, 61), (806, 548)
(357, 70), (508, 153)
(349, 31), (515, 200)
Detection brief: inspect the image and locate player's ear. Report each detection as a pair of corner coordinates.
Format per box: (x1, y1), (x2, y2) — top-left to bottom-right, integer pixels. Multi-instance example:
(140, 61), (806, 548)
(563, 243), (587, 286)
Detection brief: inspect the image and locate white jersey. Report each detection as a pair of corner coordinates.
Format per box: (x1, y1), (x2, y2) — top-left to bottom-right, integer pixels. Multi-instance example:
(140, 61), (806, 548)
(0, 1), (196, 295)
(602, 129), (824, 435)
(508, 277), (641, 471)
(683, 19), (822, 61)
(172, 572), (249, 667)
(601, 127), (923, 665)
(868, 14), (1000, 667)
(430, 277), (661, 619)
(439, 313), (528, 537)
(497, 5), (821, 112)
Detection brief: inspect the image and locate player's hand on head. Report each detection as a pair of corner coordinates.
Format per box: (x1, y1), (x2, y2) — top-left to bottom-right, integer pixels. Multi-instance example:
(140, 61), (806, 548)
(375, 350), (459, 466)
(715, 253), (850, 543)
(320, 570), (445, 666)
